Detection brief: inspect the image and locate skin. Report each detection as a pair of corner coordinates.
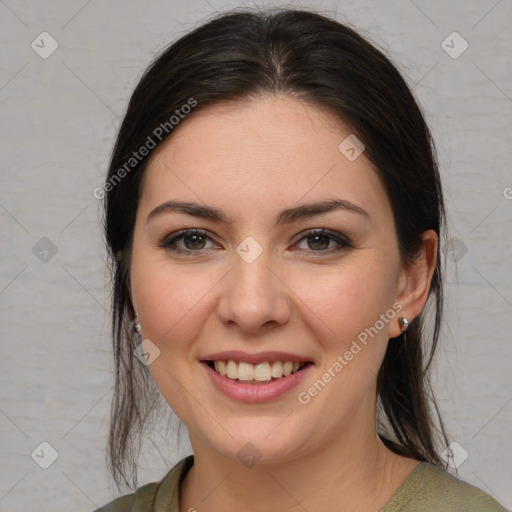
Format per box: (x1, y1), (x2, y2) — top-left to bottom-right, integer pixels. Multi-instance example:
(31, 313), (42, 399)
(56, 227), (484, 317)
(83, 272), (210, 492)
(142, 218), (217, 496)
(129, 94), (438, 512)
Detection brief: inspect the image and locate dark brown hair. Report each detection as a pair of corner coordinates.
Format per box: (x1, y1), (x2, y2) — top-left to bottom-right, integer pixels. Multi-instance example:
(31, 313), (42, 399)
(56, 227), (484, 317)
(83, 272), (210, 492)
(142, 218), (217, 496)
(102, 6), (450, 490)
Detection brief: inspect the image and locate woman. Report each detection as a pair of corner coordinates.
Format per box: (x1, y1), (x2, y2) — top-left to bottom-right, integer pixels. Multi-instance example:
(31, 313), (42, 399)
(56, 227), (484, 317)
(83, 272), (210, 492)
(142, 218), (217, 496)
(94, 7), (507, 512)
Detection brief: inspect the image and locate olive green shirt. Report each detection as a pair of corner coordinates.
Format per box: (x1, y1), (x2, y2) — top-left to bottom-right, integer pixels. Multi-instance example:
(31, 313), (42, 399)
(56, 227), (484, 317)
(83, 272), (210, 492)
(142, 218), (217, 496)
(93, 455), (509, 511)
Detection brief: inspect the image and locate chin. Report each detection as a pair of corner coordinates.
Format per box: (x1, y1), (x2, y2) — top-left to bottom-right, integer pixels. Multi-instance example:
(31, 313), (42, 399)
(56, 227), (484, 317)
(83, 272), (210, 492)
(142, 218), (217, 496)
(194, 419), (313, 467)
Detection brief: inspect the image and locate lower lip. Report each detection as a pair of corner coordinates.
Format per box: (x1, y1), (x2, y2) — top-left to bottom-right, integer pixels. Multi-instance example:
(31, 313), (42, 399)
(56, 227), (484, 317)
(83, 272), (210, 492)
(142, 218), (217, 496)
(202, 362), (313, 403)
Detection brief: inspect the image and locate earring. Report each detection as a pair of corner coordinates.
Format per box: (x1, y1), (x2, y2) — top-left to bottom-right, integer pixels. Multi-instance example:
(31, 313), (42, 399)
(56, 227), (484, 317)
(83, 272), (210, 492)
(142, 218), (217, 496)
(398, 317), (409, 333)
(133, 320), (142, 345)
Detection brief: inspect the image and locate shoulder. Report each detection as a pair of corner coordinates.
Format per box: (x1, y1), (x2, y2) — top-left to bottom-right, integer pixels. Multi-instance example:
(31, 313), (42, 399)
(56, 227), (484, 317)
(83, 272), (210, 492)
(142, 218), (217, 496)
(382, 461), (509, 511)
(92, 481), (158, 512)
(92, 455), (194, 512)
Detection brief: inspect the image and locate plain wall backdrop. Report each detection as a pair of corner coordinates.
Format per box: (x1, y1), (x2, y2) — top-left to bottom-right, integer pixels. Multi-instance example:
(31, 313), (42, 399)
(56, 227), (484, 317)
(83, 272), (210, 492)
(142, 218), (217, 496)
(0, 0), (511, 510)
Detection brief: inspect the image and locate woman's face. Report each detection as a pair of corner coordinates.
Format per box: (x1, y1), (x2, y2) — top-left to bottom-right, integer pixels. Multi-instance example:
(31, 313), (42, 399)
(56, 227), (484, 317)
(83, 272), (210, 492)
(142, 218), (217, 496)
(130, 94), (416, 464)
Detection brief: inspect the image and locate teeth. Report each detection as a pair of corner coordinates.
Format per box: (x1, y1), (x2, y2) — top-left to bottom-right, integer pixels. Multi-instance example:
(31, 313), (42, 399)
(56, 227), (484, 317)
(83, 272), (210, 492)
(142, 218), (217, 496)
(211, 359), (307, 382)
(214, 361), (227, 376)
(226, 360), (238, 379)
(254, 362), (271, 381)
(238, 362), (255, 381)
(271, 360), (283, 378)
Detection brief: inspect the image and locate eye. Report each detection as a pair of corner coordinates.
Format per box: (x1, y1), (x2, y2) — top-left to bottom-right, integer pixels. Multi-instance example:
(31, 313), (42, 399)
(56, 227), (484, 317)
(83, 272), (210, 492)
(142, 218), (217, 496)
(160, 229), (218, 253)
(293, 228), (352, 253)
(160, 228), (352, 255)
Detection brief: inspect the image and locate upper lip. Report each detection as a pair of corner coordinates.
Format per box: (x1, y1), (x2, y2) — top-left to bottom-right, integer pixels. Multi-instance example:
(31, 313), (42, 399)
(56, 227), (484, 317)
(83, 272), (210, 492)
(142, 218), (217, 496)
(201, 350), (313, 364)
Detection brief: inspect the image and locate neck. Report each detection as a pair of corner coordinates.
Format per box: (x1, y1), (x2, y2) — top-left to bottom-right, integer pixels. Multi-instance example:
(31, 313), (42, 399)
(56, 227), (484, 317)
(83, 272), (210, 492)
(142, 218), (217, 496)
(179, 413), (419, 512)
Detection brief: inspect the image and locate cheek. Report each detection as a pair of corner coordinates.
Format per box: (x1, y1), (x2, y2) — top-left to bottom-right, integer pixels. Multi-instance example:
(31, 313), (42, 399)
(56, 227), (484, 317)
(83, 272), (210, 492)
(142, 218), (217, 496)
(130, 257), (219, 351)
(290, 259), (395, 342)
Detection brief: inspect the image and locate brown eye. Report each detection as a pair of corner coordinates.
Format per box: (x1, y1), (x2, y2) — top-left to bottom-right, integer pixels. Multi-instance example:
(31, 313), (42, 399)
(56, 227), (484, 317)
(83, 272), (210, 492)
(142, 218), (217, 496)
(161, 229), (218, 254)
(181, 233), (207, 250)
(293, 229), (352, 253)
(305, 234), (331, 250)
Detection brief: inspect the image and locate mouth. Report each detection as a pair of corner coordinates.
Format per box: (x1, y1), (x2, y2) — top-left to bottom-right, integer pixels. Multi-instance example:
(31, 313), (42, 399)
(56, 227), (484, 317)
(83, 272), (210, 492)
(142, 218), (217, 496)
(203, 359), (314, 384)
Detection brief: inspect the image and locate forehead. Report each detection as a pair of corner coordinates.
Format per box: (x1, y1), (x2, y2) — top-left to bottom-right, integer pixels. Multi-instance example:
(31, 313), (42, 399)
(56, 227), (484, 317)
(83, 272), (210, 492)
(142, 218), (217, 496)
(139, 94), (391, 224)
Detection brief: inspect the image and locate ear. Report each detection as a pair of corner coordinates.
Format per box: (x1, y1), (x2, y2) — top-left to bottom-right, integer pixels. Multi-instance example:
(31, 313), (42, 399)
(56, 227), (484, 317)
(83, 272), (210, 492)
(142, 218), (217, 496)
(389, 229), (438, 338)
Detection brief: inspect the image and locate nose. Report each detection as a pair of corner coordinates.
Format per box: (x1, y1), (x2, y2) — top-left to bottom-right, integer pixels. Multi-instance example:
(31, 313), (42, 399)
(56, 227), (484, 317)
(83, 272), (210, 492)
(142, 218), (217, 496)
(216, 249), (292, 334)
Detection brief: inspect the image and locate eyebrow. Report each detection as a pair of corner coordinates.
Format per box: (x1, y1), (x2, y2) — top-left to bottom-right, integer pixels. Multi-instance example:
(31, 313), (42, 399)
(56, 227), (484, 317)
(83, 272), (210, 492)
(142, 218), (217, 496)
(146, 198), (370, 227)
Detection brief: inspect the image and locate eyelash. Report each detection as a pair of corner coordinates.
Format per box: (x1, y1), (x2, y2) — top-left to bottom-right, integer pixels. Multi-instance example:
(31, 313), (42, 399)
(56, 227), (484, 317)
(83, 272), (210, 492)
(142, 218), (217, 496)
(160, 228), (353, 256)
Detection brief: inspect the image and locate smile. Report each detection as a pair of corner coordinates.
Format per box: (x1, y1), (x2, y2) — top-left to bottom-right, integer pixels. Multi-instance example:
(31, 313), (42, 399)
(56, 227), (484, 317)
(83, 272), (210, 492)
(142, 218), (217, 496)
(206, 359), (311, 383)
(201, 358), (314, 403)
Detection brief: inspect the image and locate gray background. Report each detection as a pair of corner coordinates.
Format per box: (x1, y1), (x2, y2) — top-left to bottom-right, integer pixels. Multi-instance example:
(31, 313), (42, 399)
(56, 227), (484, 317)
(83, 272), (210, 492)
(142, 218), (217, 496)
(1, 0), (511, 510)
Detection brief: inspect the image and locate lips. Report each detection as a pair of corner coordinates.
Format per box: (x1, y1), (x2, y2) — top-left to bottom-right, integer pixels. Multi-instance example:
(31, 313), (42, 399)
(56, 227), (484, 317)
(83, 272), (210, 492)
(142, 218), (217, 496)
(200, 350), (314, 402)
